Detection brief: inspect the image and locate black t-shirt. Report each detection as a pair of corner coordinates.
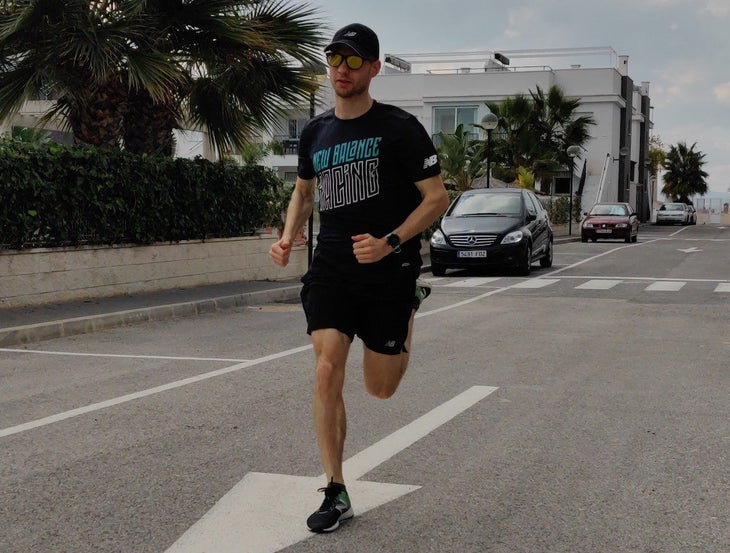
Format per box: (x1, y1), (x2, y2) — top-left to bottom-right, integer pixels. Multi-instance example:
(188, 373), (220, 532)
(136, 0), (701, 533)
(298, 101), (441, 286)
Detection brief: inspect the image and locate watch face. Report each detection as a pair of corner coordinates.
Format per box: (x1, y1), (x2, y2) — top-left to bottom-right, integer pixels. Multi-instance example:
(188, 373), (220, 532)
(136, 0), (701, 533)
(387, 233), (401, 248)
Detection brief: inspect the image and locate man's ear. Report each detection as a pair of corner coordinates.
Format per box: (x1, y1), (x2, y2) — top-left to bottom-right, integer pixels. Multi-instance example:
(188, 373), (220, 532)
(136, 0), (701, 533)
(371, 59), (382, 76)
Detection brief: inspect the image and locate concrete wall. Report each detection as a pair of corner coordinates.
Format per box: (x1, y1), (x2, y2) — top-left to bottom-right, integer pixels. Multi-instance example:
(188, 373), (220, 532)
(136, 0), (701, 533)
(0, 236), (307, 309)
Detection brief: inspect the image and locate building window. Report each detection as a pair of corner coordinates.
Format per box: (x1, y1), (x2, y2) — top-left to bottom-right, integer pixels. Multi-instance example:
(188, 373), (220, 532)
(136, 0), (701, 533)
(433, 106), (478, 136)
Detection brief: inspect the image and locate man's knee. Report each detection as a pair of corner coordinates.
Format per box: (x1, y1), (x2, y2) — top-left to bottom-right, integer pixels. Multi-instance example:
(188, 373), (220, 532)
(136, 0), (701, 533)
(365, 380), (398, 399)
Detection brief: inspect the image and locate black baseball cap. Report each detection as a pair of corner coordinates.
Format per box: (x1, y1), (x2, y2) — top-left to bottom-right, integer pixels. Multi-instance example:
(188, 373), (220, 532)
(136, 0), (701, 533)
(324, 23), (379, 60)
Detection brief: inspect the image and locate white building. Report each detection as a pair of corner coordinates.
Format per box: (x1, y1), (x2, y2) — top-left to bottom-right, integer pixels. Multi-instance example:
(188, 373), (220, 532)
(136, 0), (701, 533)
(264, 46), (654, 221)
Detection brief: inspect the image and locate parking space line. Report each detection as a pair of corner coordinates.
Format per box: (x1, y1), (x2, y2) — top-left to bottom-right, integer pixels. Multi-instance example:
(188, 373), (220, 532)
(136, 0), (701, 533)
(442, 277), (501, 287)
(511, 279), (560, 289)
(575, 279), (623, 290)
(645, 281), (686, 292)
(0, 348), (249, 363)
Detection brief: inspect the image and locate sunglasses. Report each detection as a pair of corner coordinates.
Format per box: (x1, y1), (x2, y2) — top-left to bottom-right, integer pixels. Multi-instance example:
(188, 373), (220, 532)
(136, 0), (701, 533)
(326, 53), (368, 70)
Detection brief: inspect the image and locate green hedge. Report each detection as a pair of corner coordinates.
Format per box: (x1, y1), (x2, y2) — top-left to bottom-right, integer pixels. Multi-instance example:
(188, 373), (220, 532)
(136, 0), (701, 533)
(0, 139), (288, 250)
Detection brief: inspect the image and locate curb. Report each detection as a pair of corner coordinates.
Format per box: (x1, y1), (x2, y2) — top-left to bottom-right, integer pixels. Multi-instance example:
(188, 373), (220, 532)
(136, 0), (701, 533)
(0, 285), (302, 348)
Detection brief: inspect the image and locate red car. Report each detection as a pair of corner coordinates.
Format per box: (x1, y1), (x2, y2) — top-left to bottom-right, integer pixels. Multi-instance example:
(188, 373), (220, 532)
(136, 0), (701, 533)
(581, 202), (639, 243)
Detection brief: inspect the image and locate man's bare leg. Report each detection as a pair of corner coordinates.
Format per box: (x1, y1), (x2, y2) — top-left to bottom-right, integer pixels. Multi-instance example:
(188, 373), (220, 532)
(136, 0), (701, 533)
(311, 328), (351, 484)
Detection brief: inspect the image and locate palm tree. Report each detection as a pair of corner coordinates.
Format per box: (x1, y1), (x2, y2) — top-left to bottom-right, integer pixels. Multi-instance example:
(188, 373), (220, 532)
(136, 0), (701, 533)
(120, 0), (325, 156)
(485, 94), (534, 183)
(486, 85), (595, 194)
(436, 123), (487, 191)
(529, 85), (596, 194)
(0, 0), (325, 156)
(661, 141), (708, 202)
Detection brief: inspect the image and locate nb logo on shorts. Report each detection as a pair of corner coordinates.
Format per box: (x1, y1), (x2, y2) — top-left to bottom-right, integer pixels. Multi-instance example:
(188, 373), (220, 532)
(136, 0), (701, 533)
(385, 340), (396, 348)
(423, 154), (438, 169)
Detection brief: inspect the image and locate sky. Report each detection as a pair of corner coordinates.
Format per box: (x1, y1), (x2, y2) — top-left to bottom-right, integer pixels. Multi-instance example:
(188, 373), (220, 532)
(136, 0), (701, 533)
(307, 0), (730, 196)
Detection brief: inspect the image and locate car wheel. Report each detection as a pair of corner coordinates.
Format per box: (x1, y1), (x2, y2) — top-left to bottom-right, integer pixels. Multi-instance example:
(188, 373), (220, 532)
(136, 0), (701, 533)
(431, 262), (446, 277)
(516, 244), (532, 276)
(539, 239), (553, 267)
(581, 235), (588, 243)
(625, 234), (631, 243)
(591, 237), (597, 243)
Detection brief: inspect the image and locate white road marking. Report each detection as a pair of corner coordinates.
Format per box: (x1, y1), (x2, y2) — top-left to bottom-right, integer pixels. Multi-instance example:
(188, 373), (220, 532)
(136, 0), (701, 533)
(510, 278), (559, 289)
(0, 345), (312, 438)
(165, 386), (498, 553)
(576, 279), (623, 290)
(678, 247), (702, 253)
(0, 348), (248, 363)
(442, 277), (501, 287)
(645, 281), (686, 292)
(714, 283), (730, 293)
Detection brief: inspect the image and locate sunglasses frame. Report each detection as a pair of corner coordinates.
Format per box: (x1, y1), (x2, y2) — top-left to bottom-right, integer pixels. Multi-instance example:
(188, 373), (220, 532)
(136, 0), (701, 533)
(326, 53), (367, 70)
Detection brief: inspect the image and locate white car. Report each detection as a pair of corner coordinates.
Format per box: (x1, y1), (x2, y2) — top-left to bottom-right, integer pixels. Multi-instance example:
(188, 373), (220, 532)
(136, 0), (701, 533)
(656, 203), (690, 225)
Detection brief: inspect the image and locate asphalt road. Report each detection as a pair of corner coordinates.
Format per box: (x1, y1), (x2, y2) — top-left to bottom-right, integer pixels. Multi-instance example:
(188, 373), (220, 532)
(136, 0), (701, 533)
(1, 223), (729, 553)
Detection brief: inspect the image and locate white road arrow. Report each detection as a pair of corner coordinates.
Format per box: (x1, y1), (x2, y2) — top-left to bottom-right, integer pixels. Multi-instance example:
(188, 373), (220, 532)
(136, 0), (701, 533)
(165, 385), (499, 553)
(678, 246), (702, 253)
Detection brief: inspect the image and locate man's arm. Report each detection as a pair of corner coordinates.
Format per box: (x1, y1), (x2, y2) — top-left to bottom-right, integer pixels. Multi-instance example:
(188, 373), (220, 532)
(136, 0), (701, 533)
(269, 177), (315, 267)
(352, 174), (449, 263)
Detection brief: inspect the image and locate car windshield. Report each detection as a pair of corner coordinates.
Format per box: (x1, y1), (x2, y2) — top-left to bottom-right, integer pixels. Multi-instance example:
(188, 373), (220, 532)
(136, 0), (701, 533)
(451, 194), (522, 216)
(661, 203), (685, 211)
(589, 204), (628, 216)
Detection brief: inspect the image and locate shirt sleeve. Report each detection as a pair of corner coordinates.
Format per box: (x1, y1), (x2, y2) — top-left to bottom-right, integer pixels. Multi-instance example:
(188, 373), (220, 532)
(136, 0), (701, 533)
(403, 116), (441, 182)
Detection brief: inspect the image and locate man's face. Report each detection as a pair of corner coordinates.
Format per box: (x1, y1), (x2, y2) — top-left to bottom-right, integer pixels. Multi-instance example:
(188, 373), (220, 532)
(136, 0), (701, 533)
(326, 47), (381, 99)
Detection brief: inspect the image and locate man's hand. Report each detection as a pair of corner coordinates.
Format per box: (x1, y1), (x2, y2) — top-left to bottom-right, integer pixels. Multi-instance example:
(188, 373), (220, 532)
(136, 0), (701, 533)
(269, 237), (292, 267)
(352, 233), (390, 264)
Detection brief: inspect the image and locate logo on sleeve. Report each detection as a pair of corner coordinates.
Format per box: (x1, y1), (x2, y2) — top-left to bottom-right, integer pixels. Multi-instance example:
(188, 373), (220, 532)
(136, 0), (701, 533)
(423, 154), (438, 169)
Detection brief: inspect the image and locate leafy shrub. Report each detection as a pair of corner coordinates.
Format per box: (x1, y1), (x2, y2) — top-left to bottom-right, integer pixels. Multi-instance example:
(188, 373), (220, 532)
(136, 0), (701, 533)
(0, 138), (287, 249)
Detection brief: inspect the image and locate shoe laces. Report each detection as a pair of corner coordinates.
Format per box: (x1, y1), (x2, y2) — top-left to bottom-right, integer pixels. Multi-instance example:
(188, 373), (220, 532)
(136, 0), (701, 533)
(316, 482), (345, 511)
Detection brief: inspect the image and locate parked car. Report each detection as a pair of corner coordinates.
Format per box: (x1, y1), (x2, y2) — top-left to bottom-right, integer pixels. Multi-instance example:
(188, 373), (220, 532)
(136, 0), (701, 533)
(685, 204), (697, 225)
(655, 202), (691, 225)
(580, 202), (639, 243)
(429, 188), (553, 276)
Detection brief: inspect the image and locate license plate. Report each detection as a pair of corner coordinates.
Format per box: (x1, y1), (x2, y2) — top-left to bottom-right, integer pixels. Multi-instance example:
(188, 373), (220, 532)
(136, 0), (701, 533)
(596, 229), (612, 233)
(458, 250), (487, 258)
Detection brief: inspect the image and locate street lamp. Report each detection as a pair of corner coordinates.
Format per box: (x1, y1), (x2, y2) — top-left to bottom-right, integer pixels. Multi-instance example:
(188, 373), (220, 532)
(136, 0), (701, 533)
(566, 145), (582, 236)
(481, 112), (499, 188)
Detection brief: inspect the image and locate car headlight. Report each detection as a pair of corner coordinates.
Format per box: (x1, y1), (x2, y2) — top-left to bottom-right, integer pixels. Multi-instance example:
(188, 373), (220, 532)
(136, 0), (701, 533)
(583, 222), (594, 228)
(430, 229), (446, 246)
(615, 223), (628, 228)
(501, 230), (524, 244)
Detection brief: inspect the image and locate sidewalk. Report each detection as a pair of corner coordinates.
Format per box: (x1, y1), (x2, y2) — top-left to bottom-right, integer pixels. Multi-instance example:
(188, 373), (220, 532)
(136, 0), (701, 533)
(0, 234), (580, 347)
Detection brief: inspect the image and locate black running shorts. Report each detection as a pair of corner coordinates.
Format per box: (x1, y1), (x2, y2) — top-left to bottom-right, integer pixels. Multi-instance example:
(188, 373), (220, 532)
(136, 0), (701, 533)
(300, 280), (415, 355)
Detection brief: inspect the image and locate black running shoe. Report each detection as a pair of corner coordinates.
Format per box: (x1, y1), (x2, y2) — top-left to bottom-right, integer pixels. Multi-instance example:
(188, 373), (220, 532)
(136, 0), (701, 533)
(306, 481), (354, 533)
(413, 278), (432, 311)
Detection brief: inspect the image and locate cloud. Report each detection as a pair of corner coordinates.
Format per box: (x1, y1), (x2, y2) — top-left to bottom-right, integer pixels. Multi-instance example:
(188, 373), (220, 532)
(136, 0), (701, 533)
(713, 82), (730, 104)
(503, 7), (539, 40)
(701, 0), (730, 17)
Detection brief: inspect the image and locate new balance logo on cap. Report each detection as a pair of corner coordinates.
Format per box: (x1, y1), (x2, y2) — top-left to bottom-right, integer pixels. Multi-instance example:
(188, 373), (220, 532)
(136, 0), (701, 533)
(344, 31), (357, 37)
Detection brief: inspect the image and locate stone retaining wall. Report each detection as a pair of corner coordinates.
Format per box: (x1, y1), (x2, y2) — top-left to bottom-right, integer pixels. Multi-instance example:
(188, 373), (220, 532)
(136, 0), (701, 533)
(0, 236), (307, 309)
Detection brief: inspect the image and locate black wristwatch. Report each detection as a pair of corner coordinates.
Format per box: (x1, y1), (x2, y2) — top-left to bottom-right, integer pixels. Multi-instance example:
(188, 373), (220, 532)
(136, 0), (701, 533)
(385, 232), (402, 254)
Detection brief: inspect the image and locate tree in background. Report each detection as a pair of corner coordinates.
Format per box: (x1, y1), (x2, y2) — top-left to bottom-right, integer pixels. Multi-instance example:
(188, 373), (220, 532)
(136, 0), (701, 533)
(436, 123), (487, 191)
(0, 0), (324, 157)
(484, 85), (595, 193)
(661, 141), (708, 203)
(648, 135), (666, 178)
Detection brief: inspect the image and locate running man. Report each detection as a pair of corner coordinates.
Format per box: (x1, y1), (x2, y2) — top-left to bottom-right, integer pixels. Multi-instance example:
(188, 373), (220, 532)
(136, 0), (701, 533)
(269, 22), (449, 533)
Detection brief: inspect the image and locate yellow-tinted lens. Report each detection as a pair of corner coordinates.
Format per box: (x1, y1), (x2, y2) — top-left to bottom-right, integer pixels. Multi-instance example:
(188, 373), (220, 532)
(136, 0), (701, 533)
(326, 53), (343, 68)
(326, 53), (365, 70)
(344, 55), (364, 69)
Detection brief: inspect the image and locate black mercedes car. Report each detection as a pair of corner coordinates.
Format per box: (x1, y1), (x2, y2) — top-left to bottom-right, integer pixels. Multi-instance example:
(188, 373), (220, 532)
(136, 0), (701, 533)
(429, 188), (553, 276)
